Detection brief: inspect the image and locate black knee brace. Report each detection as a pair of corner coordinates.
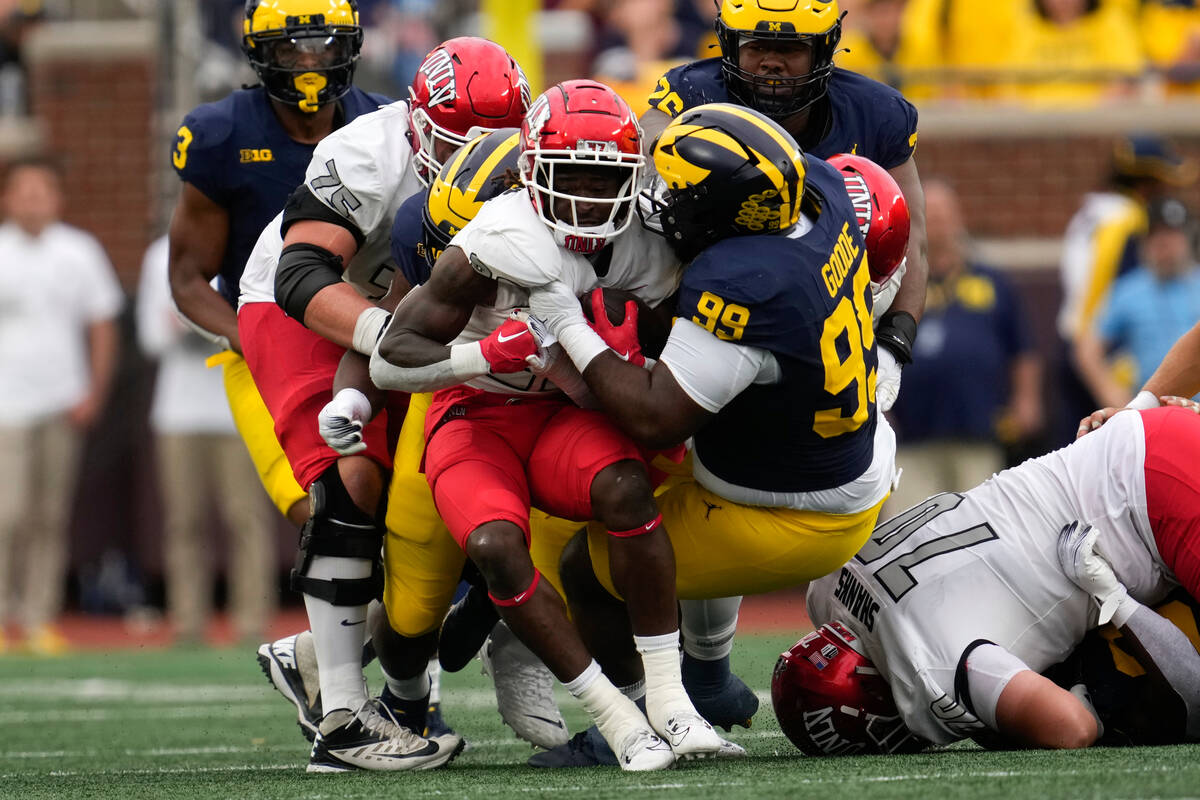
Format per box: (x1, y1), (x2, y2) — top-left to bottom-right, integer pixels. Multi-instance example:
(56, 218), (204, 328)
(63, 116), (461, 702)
(290, 464), (384, 606)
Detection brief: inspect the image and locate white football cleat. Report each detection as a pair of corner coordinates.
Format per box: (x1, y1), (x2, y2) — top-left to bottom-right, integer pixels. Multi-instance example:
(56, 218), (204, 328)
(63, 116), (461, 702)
(613, 726), (677, 772)
(653, 707), (726, 759)
(480, 621), (569, 749)
(257, 631), (322, 742)
(307, 700), (464, 773)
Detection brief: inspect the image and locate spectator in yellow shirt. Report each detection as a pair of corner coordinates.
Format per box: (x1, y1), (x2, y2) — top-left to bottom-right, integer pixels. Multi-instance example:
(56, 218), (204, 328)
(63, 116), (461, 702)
(1140, 0), (1200, 95)
(1002, 0), (1144, 107)
(835, 0), (943, 100)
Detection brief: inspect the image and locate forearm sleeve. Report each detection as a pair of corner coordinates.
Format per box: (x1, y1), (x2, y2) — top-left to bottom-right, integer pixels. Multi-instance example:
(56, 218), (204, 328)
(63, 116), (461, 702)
(1121, 605), (1200, 739)
(368, 339), (488, 393)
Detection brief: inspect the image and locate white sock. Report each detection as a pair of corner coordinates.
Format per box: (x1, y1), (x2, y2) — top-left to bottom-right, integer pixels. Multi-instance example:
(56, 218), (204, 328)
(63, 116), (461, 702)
(619, 679), (646, 702)
(383, 666), (431, 701)
(566, 660), (646, 744)
(303, 555), (371, 714)
(428, 657), (442, 704)
(680, 597), (741, 661)
(636, 631), (693, 725)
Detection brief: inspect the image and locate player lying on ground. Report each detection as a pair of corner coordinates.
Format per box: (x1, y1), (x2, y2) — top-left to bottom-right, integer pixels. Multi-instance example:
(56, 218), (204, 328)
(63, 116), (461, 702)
(774, 405), (1200, 754)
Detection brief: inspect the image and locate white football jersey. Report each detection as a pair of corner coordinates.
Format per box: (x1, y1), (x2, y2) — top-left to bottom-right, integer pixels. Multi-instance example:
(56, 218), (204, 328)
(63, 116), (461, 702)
(239, 101), (424, 307)
(807, 409), (1176, 745)
(444, 190), (683, 394)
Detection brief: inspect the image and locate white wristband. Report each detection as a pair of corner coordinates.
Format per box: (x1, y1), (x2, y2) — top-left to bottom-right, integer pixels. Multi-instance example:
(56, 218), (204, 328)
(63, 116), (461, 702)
(1125, 390), (1160, 411)
(556, 321), (612, 373)
(352, 306), (391, 356)
(449, 340), (490, 378)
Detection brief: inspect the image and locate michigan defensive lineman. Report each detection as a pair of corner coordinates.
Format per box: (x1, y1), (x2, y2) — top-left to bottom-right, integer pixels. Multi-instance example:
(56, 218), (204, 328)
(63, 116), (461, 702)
(526, 103), (894, 764)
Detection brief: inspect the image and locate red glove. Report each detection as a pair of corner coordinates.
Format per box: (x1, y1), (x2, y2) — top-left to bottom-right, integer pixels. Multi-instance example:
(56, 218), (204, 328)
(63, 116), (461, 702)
(479, 314), (540, 373)
(587, 289), (644, 367)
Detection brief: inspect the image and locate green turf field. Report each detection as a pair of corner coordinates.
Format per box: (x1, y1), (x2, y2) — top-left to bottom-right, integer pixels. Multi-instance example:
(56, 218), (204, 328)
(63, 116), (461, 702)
(3, 633), (1198, 800)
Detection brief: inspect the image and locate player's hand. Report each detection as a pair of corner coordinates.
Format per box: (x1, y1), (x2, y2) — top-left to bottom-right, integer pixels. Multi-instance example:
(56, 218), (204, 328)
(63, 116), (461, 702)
(1076, 407), (1123, 439)
(528, 280), (588, 337)
(1056, 521), (1133, 626)
(479, 311), (549, 374)
(1160, 395), (1200, 414)
(586, 289), (644, 367)
(522, 313), (558, 373)
(318, 388), (373, 455)
(875, 346), (902, 413)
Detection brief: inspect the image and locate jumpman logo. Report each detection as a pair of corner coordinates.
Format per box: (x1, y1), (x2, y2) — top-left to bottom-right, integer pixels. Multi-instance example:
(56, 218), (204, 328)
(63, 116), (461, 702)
(703, 500), (722, 520)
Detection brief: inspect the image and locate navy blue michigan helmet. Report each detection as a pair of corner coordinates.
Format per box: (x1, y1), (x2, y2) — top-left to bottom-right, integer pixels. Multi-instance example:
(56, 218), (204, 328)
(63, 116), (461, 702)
(715, 0), (844, 119)
(422, 128), (522, 270)
(641, 102), (806, 258)
(242, 0), (364, 113)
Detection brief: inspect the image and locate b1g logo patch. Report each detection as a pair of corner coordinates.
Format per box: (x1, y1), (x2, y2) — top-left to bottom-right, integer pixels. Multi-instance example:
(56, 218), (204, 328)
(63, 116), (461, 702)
(240, 148), (274, 163)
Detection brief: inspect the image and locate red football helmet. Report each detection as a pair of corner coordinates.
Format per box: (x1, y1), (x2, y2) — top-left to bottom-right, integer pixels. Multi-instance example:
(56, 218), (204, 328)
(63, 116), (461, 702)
(519, 80), (644, 254)
(827, 154), (910, 285)
(772, 621), (927, 756)
(409, 37), (530, 186)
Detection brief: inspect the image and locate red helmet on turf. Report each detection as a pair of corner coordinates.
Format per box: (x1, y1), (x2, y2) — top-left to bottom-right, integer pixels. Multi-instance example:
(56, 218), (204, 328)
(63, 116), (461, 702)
(519, 80), (644, 254)
(827, 154), (910, 284)
(772, 621), (927, 756)
(409, 37), (530, 186)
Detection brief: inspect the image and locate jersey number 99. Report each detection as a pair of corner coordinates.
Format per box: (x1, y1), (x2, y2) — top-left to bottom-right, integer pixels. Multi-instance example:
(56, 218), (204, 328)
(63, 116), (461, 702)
(813, 258), (876, 438)
(693, 291), (750, 340)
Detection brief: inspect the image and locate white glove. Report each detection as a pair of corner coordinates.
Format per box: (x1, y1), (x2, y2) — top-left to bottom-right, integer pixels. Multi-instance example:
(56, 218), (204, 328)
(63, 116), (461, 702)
(318, 388), (373, 455)
(528, 280), (588, 337)
(871, 257), (906, 323)
(1056, 521), (1137, 627)
(515, 310), (557, 371)
(876, 346), (902, 413)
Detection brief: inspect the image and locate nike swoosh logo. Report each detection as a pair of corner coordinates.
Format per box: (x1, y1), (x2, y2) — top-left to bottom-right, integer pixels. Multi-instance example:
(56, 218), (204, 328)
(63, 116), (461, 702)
(496, 330), (527, 343)
(524, 714), (565, 729)
(340, 618), (365, 627)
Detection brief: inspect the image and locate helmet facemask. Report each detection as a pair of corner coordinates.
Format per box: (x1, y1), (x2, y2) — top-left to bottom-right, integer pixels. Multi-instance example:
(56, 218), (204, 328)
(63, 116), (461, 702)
(245, 27), (362, 113)
(522, 149), (642, 254)
(716, 15), (844, 119)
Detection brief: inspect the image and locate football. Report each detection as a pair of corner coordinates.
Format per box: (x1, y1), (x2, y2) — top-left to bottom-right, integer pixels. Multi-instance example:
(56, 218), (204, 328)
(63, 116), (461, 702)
(580, 287), (673, 359)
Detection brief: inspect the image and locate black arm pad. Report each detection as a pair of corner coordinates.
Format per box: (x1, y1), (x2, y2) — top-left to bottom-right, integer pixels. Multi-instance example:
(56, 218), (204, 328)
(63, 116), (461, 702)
(282, 184), (366, 247)
(877, 310), (918, 365)
(275, 242), (344, 323)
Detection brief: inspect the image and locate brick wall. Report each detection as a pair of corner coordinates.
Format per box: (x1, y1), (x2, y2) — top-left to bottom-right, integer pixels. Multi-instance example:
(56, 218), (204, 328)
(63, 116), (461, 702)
(22, 20), (156, 289)
(915, 104), (1200, 241)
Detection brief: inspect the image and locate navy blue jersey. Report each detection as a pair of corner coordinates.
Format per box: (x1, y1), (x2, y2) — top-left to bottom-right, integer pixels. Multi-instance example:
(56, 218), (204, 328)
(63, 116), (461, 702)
(648, 60), (918, 168)
(171, 86), (390, 306)
(390, 189), (430, 287)
(890, 264), (1034, 443)
(675, 158), (878, 493)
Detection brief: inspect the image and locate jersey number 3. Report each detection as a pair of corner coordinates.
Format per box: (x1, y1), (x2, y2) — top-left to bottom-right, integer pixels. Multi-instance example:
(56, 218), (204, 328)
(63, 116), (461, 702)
(172, 126), (193, 170)
(813, 258), (876, 438)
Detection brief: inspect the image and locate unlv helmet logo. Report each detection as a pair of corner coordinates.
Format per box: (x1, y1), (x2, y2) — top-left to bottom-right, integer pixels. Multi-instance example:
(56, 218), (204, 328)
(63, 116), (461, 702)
(419, 47), (457, 107)
(842, 173), (873, 238)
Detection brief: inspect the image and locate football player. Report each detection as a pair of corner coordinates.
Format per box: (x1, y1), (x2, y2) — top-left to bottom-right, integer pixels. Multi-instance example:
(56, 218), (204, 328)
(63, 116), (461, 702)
(525, 103), (896, 763)
(368, 80), (727, 771)
(168, 0), (388, 527)
(776, 404), (1200, 754)
(237, 36), (527, 772)
(320, 128), (576, 751)
(637, 0), (927, 726)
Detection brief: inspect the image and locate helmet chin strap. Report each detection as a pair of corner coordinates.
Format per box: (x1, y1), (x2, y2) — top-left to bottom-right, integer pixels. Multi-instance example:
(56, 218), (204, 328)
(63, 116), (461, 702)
(294, 72), (327, 113)
(553, 222), (613, 254)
